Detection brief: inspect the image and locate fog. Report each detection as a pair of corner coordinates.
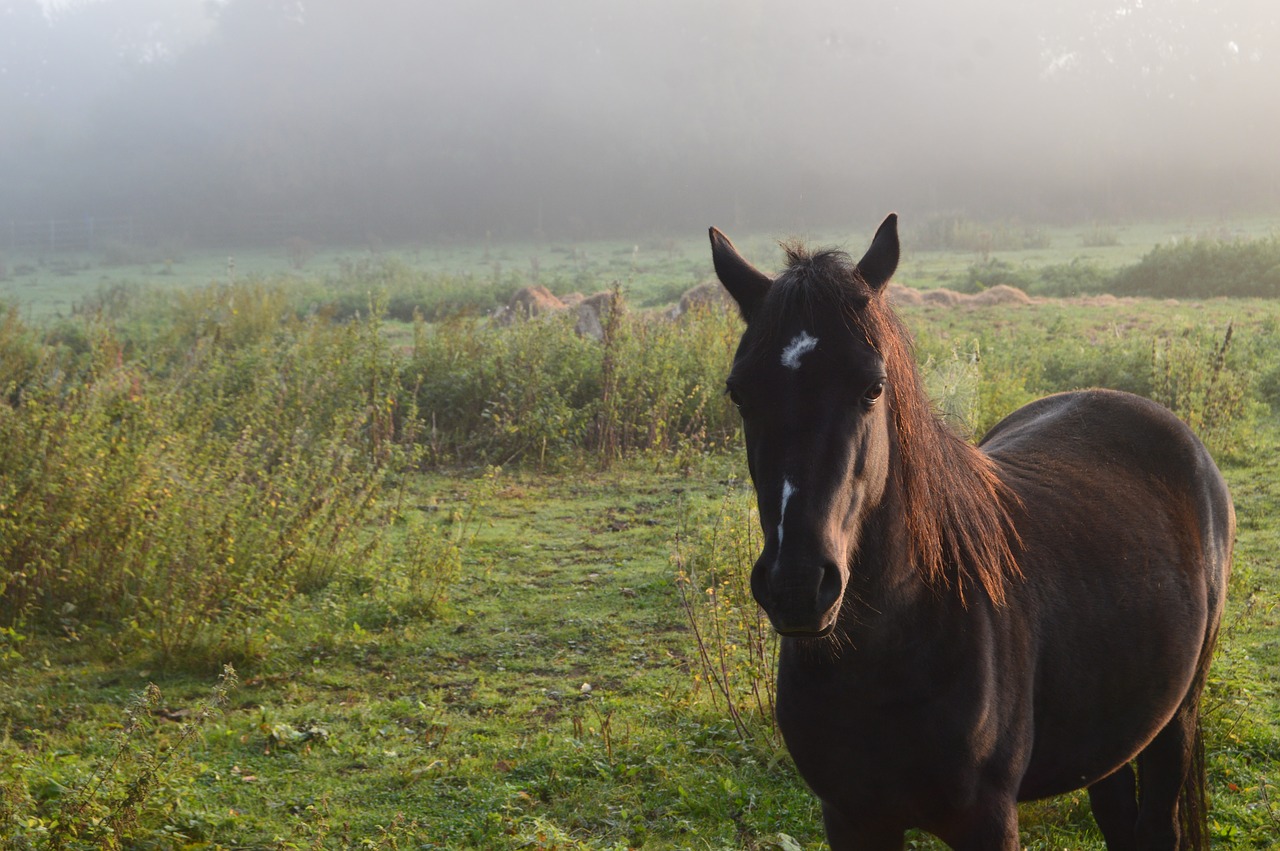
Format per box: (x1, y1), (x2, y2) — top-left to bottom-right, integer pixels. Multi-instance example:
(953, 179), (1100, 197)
(3, 0), (1279, 243)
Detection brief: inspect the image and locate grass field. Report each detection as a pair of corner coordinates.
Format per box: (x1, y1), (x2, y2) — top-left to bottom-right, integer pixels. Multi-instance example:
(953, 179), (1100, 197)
(5, 213), (1280, 318)
(2, 220), (1280, 849)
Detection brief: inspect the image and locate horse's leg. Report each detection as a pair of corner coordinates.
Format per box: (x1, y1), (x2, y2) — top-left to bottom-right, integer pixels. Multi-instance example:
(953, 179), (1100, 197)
(1134, 703), (1199, 850)
(820, 804), (905, 851)
(938, 798), (1021, 851)
(1087, 764), (1139, 851)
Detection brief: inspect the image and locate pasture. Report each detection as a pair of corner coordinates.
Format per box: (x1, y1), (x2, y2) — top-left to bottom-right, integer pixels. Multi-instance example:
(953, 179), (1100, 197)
(1, 219), (1279, 848)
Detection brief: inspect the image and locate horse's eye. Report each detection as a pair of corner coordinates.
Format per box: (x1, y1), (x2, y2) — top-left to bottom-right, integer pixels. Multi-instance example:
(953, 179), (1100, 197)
(864, 380), (885, 404)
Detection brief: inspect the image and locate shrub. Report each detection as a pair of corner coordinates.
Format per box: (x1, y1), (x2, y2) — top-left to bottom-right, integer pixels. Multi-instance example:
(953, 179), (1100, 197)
(1030, 260), (1111, 297)
(1149, 323), (1254, 458)
(320, 255), (514, 321)
(956, 258), (1032, 294)
(405, 301), (742, 467)
(1111, 236), (1280, 298)
(1080, 222), (1121, 248)
(0, 294), (415, 668)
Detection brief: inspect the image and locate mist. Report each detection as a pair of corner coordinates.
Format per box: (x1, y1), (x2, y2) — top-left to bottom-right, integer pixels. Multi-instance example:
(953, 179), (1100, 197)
(3, 0), (1278, 244)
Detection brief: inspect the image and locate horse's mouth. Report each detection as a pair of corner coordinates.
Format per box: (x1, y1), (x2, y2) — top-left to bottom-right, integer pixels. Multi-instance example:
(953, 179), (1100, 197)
(774, 623), (836, 639)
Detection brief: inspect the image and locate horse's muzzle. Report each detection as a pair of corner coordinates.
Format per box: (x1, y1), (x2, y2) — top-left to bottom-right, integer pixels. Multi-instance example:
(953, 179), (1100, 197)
(751, 557), (844, 636)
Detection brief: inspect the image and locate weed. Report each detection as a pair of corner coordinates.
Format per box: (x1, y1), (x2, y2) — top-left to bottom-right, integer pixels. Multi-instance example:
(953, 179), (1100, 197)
(674, 491), (779, 748)
(0, 666), (237, 850)
(1150, 322), (1255, 458)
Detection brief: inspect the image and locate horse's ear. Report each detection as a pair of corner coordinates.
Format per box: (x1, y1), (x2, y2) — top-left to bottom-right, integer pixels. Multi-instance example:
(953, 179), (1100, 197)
(710, 227), (772, 322)
(855, 213), (899, 293)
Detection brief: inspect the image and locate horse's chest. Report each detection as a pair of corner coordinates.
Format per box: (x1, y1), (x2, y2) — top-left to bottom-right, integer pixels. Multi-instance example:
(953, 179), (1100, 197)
(774, 658), (1009, 816)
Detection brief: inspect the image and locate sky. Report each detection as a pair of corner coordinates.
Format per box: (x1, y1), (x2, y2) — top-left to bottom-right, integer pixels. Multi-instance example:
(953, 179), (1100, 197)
(3, 0), (1279, 242)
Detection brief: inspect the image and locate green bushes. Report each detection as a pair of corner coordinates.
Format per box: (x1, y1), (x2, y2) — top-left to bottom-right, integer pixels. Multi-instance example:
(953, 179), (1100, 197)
(0, 297), (414, 668)
(319, 255), (515, 321)
(0, 281), (744, 664)
(1111, 235), (1280, 298)
(911, 312), (1258, 458)
(405, 302), (742, 467)
(2, 261), (1271, 669)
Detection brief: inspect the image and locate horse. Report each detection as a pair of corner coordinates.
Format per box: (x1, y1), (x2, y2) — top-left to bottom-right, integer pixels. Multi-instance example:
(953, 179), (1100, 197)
(707, 214), (1233, 850)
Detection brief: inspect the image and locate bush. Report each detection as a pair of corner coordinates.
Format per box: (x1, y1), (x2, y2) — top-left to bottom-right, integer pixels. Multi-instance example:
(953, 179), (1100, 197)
(1149, 323), (1255, 458)
(319, 255), (514, 321)
(0, 296), (415, 668)
(1080, 222), (1121, 248)
(956, 258), (1032, 294)
(405, 301), (742, 467)
(1111, 236), (1280, 298)
(1030, 260), (1111, 297)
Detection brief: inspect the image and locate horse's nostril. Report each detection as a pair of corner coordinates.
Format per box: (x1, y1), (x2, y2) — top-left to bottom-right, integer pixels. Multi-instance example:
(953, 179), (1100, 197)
(817, 561), (843, 610)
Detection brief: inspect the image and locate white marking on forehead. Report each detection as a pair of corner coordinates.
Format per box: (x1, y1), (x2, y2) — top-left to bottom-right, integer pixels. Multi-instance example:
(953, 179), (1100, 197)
(778, 478), (796, 547)
(780, 331), (819, 370)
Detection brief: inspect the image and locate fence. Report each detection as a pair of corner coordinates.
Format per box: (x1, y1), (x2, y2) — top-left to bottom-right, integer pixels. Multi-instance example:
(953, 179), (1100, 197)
(5, 216), (148, 254)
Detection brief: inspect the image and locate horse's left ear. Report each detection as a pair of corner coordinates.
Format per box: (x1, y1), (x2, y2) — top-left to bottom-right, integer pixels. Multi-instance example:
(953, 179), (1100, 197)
(855, 213), (900, 293)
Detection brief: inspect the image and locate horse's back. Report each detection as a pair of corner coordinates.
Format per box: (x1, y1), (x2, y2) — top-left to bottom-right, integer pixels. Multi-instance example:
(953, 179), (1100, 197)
(988, 386), (1228, 532)
(977, 389), (1228, 601)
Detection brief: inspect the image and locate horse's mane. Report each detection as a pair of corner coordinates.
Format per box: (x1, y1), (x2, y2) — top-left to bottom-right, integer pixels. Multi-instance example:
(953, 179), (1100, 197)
(771, 244), (1023, 605)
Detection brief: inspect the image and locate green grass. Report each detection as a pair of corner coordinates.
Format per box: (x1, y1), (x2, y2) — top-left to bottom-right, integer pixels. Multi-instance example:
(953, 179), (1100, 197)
(3, 437), (1278, 848)
(6, 213), (1280, 319)
(0, 462), (827, 849)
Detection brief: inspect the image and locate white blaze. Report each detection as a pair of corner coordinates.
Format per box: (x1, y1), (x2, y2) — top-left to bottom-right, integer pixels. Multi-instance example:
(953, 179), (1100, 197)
(778, 478), (796, 547)
(780, 331), (818, 370)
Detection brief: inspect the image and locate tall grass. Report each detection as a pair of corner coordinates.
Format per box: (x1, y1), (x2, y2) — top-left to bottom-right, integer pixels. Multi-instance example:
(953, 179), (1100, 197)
(913, 214), (1051, 253)
(405, 300), (742, 467)
(2, 262), (1266, 673)
(0, 293), (416, 668)
(673, 492), (778, 748)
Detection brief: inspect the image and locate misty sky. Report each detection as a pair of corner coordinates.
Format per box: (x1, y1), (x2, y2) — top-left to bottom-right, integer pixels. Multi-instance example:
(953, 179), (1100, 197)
(3, 0), (1279, 240)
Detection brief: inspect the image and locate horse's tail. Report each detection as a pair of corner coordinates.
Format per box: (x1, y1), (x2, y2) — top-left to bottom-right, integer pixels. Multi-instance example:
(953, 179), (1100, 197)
(1178, 706), (1210, 850)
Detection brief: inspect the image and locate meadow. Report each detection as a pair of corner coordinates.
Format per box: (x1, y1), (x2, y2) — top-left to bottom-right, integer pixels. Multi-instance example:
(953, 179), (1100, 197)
(1, 216), (1279, 849)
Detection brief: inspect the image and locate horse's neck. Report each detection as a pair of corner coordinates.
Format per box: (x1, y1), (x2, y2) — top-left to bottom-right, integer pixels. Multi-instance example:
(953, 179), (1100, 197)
(838, 466), (970, 641)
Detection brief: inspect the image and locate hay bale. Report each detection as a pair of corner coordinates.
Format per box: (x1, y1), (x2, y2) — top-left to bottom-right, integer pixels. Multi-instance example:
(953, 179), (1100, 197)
(966, 284), (1032, 307)
(887, 283), (924, 306)
(494, 286), (567, 325)
(508, 285), (565, 317)
(920, 288), (963, 307)
(672, 281), (734, 318)
(575, 290), (623, 341)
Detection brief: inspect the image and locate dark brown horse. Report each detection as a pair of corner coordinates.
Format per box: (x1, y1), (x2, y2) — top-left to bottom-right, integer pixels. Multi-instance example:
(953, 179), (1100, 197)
(708, 214), (1233, 850)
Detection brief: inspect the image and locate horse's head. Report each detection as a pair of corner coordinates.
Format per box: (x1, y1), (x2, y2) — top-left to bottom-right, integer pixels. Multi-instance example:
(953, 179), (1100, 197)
(710, 215), (900, 637)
